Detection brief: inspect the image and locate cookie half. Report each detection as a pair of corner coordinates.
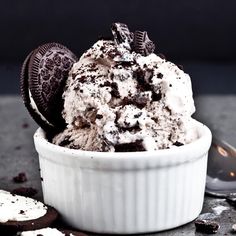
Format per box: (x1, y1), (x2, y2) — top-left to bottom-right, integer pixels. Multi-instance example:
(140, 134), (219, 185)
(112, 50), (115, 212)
(20, 43), (77, 133)
(0, 190), (58, 234)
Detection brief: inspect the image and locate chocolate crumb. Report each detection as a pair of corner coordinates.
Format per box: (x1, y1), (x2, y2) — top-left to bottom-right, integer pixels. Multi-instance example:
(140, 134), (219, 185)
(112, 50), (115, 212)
(121, 97), (133, 107)
(152, 92), (162, 101)
(100, 46), (105, 51)
(119, 125), (141, 132)
(19, 210), (25, 214)
(96, 114), (103, 119)
(11, 187), (38, 197)
(115, 140), (145, 152)
(58, 137), (71, 147)
(133, 94), (149, 109)
(173, 141), (184, 146)
(195, 219), (220, 234)
(157, 73), (163, 79)
(100, 81), (111, 87)
(134, 112), (142, 118)
(118, 61), (132, 67)
(110, 82), (120, 98)
(134, 68), (153, 92)
(13, 172), (27, 183)
(22, 123), (29, 129)
(133, 68), (145, 81)
(79, 76), (87, 83)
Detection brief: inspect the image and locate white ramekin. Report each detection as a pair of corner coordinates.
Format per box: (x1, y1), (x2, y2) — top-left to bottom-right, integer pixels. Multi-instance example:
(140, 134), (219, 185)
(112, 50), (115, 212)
(34, 120), (211, 234)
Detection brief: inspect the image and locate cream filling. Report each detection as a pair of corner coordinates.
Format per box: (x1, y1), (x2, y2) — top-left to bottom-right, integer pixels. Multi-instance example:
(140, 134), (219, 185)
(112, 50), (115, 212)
(29, 90), (54, 127)
(0, 190), (47, 223)
(20, 227), (74, 236)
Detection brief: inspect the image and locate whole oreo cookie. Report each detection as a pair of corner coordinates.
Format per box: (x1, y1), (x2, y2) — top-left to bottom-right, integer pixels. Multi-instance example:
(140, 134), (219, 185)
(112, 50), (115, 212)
(20, 43), (77, 133)
(133, 31), (155, 56)
(20, 50), (54, 133)
(0, 190), (58, 235)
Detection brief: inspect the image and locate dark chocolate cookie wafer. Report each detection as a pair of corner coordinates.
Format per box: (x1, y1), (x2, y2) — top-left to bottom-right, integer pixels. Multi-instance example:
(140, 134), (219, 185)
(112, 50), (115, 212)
(133, 31), (155, 56)
(0, 190), (58, 235)
(20, 43), (77, 133)
(111, 22), (133, 46)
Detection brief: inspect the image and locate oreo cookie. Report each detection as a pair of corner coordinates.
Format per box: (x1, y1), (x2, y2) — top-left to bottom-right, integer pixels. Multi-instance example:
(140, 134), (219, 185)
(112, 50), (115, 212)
(0, 190), (58, 234)
(20, 43), (77, 133)
(20, 50), (54, 133)
(133, 31), (155, 56)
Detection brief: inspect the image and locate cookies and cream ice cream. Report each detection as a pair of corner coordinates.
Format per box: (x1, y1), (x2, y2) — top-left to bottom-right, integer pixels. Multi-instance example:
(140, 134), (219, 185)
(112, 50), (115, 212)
(52, 23), (197, 152)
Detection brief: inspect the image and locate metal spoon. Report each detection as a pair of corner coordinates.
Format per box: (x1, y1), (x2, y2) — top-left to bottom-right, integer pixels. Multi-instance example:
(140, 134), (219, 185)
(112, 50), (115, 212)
(205, 137), (236, 197)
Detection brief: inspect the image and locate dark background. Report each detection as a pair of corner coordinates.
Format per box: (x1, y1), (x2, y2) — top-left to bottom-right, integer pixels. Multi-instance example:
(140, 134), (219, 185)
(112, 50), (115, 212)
(1, 0), (236, 95)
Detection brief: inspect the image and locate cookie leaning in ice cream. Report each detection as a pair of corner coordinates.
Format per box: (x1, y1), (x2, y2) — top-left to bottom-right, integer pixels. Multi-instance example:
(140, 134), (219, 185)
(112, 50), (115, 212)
(0, 190), (58, 234)
(20, 43), (77, 133)
(52, 23), (197, 151)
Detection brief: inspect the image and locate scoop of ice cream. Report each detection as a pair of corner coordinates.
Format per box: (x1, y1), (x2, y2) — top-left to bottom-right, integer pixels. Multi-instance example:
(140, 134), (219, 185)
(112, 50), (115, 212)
(53, 23), (197, 151)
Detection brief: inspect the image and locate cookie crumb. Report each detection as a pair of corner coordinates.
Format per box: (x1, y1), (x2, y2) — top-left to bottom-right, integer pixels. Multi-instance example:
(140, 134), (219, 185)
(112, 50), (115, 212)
(22, 123), (29, 129)
(195, 219), (220, 234)
(13, 172), (27, 183)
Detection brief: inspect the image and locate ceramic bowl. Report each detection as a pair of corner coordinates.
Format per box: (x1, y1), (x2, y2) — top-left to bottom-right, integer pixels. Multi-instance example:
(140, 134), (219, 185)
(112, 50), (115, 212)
(34, 120), (211, 234)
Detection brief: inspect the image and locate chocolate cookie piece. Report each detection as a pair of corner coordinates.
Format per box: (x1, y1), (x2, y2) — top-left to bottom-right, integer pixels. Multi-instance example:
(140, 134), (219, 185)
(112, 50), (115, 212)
(0, 190), (58, 234)
(20, 43), (77, 133)
(195, 219), (220, 234)
(115, 140), (145, 152)
(111, 22), (133, 46)
(133, 31), (155, 56)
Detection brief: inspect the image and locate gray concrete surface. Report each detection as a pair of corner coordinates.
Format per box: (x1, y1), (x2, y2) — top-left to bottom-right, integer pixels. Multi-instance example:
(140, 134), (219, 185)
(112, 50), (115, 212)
(0, 95), (235, 235)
